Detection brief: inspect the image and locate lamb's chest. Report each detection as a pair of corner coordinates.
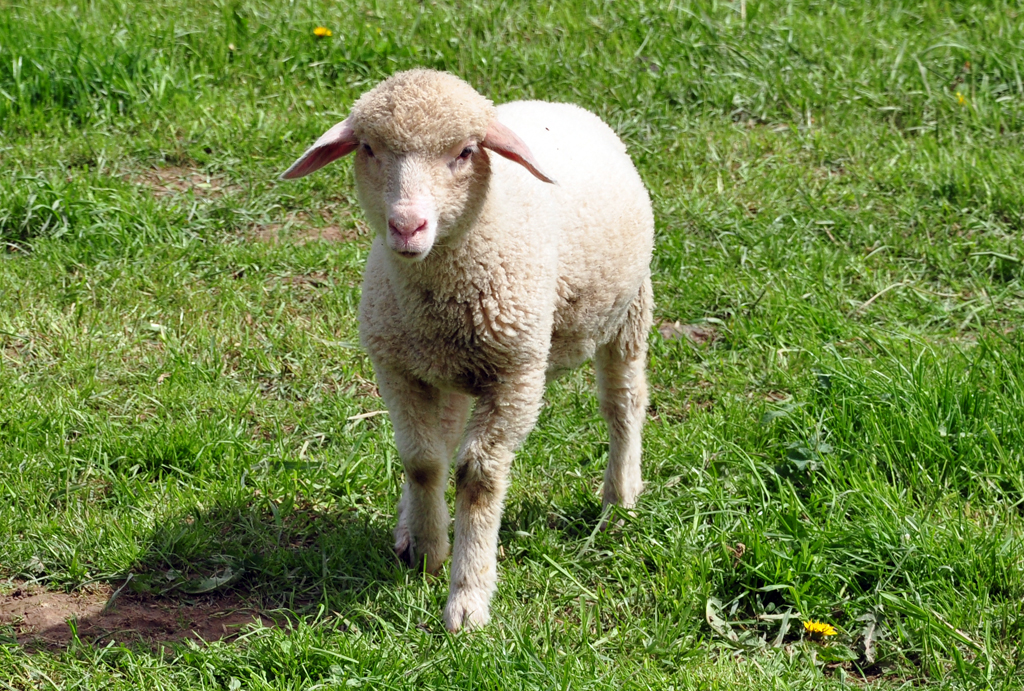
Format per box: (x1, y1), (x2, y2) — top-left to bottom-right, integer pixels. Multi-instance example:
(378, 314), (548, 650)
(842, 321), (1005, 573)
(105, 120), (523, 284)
(363, 286), (522, 396)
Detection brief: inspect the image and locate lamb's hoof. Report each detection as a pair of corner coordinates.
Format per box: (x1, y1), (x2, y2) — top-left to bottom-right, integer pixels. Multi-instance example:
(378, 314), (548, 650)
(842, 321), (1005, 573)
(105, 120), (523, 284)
(597, 514), (624, 532)
(395, 541), (416, 568)
(394, 523), (415, 567)
(394, 532), (447, 574)
(597, 503), (638, 532)
(443, 589), (491, 632)
(600, 482), (642, 531)
(394, 537), (432, 572)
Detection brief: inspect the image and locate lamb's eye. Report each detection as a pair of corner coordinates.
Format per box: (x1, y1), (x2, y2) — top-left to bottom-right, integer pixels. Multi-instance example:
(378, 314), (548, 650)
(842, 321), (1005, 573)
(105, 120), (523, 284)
(362, 143), (374, 158)
(458, 147), (474, 160)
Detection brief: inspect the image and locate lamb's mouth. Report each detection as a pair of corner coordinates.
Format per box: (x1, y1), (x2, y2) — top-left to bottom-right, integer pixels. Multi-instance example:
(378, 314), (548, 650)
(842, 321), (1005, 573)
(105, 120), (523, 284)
(395, 249), (428, 260)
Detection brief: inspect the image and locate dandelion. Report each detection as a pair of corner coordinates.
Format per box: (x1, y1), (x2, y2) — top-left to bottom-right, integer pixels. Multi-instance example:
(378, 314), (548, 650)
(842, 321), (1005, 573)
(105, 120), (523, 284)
(956, 91), (966, 106)
(313, 26), (332, 38)
(804, 620), (838, 639)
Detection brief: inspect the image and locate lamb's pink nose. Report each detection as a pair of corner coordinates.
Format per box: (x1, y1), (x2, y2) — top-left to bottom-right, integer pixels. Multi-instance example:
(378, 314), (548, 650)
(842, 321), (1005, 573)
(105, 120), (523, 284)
(388, 217), (428, 239)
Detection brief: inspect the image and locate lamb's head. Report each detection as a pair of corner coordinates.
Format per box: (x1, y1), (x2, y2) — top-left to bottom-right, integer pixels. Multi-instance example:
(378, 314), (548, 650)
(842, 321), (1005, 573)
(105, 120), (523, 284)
(281, 69), (554, 261)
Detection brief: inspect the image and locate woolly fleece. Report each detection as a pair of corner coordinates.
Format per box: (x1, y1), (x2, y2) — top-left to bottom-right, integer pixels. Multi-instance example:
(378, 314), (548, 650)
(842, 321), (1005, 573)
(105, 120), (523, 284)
(350, 69), (497, 154)
(288, 70), (654, 632)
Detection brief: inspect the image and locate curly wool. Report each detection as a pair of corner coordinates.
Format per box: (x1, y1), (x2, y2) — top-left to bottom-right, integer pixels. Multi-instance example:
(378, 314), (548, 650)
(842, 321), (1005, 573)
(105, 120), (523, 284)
(355, 88), (654, 632)
(283, 69), (654, 633)
(349, 70), (497, 153)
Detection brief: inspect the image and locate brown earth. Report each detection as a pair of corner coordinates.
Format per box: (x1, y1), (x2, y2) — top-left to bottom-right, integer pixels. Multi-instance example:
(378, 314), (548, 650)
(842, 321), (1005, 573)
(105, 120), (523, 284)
(657, 320), (719, 345)
(129, 166), (239, 198)
(253, 222), (358, 245)
(129, 165), (366, 245)
(0, 582), (275, 650)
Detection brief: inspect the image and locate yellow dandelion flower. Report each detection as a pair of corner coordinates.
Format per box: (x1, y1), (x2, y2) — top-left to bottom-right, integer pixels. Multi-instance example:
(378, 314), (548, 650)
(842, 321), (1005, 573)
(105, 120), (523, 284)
(804, 620), (837, 638)
(313, 26), (332, 38)
(956, 91), (966, 106)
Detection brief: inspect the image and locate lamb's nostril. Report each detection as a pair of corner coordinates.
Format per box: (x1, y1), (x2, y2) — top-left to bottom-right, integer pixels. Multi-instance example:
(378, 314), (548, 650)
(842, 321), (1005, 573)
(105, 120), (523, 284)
(388, 217), (428, 238)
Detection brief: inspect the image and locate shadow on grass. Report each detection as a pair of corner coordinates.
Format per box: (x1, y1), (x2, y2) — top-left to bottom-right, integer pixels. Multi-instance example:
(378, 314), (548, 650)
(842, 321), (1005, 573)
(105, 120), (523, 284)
(503, 490), (609, 541)
(2, 499), (405, 652)
(3, 482), (624, 652)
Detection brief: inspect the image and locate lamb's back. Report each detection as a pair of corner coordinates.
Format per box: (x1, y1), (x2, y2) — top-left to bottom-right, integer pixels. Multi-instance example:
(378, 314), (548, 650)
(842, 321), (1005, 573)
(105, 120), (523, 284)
(492, 101), (654, 372)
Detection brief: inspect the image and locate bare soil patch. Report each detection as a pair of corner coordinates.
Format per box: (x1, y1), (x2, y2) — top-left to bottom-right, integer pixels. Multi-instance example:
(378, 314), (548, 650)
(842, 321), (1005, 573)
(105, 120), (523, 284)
(657, 320), (719, 345)
(250, 204), (367, 246)
(254, 223), (357, 245)
(0, 582), (275, 650)
(129, 166), (239, 198)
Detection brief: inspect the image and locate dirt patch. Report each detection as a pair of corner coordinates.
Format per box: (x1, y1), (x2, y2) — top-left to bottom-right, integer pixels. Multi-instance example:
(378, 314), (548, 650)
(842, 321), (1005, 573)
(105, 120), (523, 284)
(657, 320), (719, 345)
(250, 204), (367, 246)
(254, 223), (358, 245)
(130, 166), (239, 198)
(0, 582), (275, 650)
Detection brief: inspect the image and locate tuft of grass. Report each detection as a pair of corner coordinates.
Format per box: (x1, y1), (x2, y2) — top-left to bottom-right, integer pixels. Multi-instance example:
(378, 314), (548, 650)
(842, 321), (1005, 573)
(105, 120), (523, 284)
(1, 0), (1023, 688)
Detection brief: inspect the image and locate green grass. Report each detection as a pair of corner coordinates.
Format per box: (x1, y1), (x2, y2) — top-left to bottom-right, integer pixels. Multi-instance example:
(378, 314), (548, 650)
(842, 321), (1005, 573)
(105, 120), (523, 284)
(2, 0), (1024, 688)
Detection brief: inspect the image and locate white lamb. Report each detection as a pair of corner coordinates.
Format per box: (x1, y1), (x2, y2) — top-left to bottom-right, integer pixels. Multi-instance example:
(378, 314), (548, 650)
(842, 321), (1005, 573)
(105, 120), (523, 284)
(281, 69), (653, 632)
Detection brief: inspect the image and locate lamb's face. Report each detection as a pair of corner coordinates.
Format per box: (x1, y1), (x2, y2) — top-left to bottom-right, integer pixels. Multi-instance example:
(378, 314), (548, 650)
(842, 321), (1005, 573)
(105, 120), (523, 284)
(352, 132), (487, 262)
(279, 70), (553, 262)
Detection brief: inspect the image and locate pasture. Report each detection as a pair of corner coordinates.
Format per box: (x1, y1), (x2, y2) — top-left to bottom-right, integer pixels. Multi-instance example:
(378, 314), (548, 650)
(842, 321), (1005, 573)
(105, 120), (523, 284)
(1, 0), (1023, 688)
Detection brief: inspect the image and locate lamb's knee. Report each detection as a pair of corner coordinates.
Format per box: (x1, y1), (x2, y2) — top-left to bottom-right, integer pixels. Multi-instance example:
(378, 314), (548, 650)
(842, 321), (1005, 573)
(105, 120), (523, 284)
(612, 278), (653, 360)
(408, 464), (442, 489)
(454, 462), (492, 505)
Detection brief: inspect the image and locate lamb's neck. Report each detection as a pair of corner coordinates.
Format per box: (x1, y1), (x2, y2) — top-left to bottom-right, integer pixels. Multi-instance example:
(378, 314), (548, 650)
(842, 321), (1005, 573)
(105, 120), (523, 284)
(387, 234), (480, 303)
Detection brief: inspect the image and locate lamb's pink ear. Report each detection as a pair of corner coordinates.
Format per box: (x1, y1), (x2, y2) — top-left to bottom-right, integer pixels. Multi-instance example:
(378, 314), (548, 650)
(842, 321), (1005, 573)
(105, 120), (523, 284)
(280, 119), (358, 180)
(481, 120), (556, 184)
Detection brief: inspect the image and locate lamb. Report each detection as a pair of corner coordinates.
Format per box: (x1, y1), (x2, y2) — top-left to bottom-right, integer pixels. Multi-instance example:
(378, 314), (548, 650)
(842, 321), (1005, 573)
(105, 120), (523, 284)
(281, 69), (654, 632)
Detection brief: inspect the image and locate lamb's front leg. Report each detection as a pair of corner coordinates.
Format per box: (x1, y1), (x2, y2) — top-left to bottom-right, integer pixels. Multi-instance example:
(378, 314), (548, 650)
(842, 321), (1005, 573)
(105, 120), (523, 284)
(443, 374), (545, 632)
(377, 368), (470, 574)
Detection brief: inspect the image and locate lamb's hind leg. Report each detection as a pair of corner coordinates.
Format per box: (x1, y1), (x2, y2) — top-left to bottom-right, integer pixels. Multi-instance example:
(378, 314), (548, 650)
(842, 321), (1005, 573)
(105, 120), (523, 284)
(378, 368), (469, 574)
(595, 277), (652, 510)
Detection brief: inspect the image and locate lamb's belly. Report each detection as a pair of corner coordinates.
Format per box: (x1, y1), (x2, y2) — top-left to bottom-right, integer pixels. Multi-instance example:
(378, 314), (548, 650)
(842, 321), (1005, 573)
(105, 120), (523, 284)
(546, 283), (635, 378)
(546, 336), (597, 380)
